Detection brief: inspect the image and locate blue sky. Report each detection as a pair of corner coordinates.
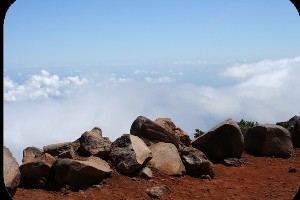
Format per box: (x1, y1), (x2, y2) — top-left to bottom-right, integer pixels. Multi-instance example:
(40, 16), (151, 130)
(3, 1), (300, 164)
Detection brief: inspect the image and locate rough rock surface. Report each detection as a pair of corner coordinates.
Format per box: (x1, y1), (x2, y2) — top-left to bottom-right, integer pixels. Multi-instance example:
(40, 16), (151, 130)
(78, 127), (112, 157)
(223, 158), (243, 167)
(277, 116), (300, 148)
(245, 124), (293, 158)
(19, 153), (56, 188)
(110, 134), (153, 175)
(130, 116), (181, 148)
(53, 157), (112, 189)
(139, 167), (153, 180)
(155, 118), (191, 146)
(3, 146), (21, 197)
(180, 147), (215, 178)
(22, 147), (43, 163)
(146, 185), (171, 199)
(192, 118), (244, 162)
(58, 147), (76, 159)
(149, 142), (186, 176)
(43, 142), (74, 156)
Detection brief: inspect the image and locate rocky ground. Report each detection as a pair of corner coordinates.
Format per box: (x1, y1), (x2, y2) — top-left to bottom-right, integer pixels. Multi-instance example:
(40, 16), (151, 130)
(13, 148), (300, 200)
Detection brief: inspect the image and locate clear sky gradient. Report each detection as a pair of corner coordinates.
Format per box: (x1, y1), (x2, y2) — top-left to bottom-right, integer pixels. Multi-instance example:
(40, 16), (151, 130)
(3, 1), (300, 164)
(5, 0), (300, 69)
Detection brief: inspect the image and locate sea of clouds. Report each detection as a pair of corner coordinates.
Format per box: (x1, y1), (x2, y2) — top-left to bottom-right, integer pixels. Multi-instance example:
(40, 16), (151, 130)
(4, 56), (300, 164)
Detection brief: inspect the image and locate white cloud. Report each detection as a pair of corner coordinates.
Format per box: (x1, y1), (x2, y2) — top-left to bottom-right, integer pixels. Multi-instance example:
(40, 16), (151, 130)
(133, 69), (159, 75)
(4, 57), (300, 164)
(145, 76), (174, 83)
(3, 70), (88, 102)
(220, 56), (300, 79)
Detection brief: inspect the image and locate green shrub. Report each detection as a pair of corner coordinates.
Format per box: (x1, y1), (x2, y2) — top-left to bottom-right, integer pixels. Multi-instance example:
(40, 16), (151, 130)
(237, 119), (259, 135)
(194, 129), (205, 138)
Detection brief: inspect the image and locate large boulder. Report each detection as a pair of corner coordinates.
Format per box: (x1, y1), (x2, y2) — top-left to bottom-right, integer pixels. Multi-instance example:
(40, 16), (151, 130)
(192, 118), (244, 162)
(180, 147), (215, 178)
(53, 157), (112, 189)
(149, 142), (186, 176)
(110, 134), (152, 175)
(245, 124), (293, 158)
(154, 118), (191, 146)
(277, 116), (300, 148)
(3, 146), (21, 197)
(78, 127), (112, 157)
(130, 116), (181, 148)
(19, 153), (56, 188)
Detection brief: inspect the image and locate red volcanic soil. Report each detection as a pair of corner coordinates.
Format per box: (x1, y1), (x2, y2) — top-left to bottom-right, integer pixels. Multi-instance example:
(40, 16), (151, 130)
(14, 149), (300, 200)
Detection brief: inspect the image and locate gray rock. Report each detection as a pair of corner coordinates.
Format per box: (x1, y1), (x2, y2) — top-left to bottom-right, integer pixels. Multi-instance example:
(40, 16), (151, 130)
(245, 124), (293, 158)
(149, 142), (186, 176)
(146, 185), (171, 199)
(3, 146), (21, 197)
(130, 116), (180, 148)
(79, 127), (111, 157)
(180, 147), (215, 178)
(192, 118), (244, 162)
(223, 158), (243, 167)
(110, 134), (152, 175)
(53, 157), (112, 189)
(277, 116), (300, 148)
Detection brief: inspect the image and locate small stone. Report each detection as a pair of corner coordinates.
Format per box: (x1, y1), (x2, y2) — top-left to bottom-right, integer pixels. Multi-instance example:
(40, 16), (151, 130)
(288, 166), (297, 173)
(146, 185), (171, 199)
(140, 167), (153, 180)
(201, 175), (212, 180)
(223, 158), (243, 167)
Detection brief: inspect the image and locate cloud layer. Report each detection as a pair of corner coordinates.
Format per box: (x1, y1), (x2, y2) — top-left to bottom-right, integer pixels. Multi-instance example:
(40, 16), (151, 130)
(4, 56), (300, 164)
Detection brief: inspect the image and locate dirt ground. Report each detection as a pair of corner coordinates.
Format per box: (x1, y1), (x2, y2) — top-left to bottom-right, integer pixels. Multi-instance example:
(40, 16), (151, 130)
(13, 148), (300, 200)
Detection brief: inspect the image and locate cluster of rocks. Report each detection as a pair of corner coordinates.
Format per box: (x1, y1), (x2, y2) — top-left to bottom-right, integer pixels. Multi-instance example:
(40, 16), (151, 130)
(4, 115), (299, 198)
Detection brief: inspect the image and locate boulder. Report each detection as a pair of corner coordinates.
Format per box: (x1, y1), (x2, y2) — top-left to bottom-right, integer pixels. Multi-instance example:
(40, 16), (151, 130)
(245, 124), (293, 158)
(277, 116), (300, 148)
(130, 116), (181, 148)
(149, 142), (186, 176)
(22, 147), (43, 163)
(3, 146), (21, 197)
(192, 118), (244, 162)
(53, 157), (112, 189)
(43, 142), (74, 156)
(110, 134), (152, 175)
(19, 153), (56, 188)
(180, 147), (215, 178)
(155, 118), (191, 146)
(78, 127), (111, 157)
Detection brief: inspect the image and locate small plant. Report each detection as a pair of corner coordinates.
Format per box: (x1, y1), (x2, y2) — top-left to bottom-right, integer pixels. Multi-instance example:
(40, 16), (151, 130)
(194, 129), (205, 138)
(237, 119), (259, 135)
